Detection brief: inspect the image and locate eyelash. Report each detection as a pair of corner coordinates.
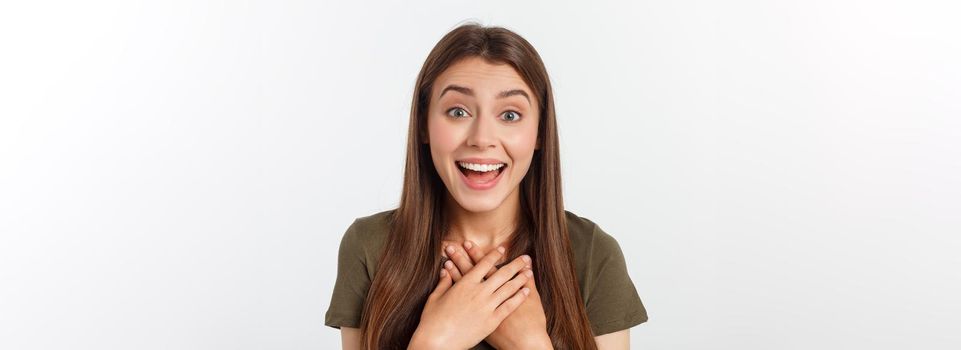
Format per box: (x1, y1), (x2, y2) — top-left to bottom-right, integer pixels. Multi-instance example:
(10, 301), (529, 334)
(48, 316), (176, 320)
(445, 107), (523, 123)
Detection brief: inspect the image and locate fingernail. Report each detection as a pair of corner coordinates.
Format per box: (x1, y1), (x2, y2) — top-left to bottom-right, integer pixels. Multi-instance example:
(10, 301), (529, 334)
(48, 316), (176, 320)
(444, 260), (454, 269)
(464, 241), (473, 249)
(445, 245), (455, 254)
(525, 270), (534, 277)
(522, 288), (530, 295)
(521, 255), (531, 264)
(440, 269), (447, 277)
(497, 246), (505, 253)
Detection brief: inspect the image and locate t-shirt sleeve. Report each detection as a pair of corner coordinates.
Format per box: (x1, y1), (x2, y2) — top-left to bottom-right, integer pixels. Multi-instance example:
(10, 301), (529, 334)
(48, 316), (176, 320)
(324, 219), (371, 329)
(585, 225), (649, 336)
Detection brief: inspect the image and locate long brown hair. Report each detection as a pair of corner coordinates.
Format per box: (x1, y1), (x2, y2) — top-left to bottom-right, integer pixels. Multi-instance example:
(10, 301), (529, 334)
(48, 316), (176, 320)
(358, 22), (597, 349)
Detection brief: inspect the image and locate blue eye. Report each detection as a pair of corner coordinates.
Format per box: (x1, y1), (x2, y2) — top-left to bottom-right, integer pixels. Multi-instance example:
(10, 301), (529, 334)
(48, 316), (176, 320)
(446, 107), (469, 118)
(501, 110), (522, 122)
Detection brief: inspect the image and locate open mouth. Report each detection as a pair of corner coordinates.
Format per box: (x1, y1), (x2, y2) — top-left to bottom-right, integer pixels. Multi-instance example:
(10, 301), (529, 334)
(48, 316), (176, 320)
(456, 161), (507, 185)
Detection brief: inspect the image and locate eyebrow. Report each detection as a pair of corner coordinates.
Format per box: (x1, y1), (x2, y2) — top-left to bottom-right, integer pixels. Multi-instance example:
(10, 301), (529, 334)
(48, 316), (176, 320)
(439, 84), (532, 107)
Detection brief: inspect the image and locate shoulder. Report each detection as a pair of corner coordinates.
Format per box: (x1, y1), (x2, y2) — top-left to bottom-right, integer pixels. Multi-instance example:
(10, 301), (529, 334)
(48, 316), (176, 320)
(326, 209), (395, 329)
(344, 209), (394, 241)
(337, 209), (394, 270)
(564, 210), (649, 335)
(564, 210), (628, 299)
(564, 210), (621, 258)
(347, 209), (397, 238)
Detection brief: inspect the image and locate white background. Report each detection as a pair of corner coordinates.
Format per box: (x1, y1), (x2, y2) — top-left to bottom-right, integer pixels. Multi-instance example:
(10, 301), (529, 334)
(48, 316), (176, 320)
(2, 1), (959, 349)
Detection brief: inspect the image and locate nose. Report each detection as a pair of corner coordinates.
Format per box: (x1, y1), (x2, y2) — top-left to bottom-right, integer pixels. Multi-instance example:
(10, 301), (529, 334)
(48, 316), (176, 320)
(466, 113), (497, 149)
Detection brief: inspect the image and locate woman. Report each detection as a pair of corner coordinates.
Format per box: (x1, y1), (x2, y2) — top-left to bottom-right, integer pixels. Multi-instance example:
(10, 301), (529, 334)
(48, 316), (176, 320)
(325, 23), (648, 349)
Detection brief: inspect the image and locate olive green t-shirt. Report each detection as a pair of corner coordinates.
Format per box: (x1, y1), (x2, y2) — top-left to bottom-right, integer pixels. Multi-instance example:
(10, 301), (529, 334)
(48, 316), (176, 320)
(324, 209), (648, 348)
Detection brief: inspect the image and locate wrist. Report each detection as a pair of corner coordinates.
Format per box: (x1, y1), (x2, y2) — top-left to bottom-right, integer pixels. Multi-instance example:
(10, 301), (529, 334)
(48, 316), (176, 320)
(408, 329), (431, 350)
(498, 333), (552, 350)
(408, 328), (448, 350)
(522, 333), (553, 350)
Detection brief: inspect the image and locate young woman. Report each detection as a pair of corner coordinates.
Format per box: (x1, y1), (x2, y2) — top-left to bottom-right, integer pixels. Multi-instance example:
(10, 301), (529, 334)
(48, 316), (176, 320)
(325, 23), (648, 349)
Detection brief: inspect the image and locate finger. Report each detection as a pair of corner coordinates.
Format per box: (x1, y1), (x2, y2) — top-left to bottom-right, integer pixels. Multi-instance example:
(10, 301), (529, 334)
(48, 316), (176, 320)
(441, 241), (455, 259)
(525, 267), (538, 290)
(492, 268), (532, 303)
(446, 244), (474, 277)
(463, 240), (481, 262)
(430, 268), (452, 299)
(463, 241), (498, 278)
(444, 259), (463, 282)
(482, 254), (531, 291)
(463, 246), (505, 282)
(493, 287), (530, 322)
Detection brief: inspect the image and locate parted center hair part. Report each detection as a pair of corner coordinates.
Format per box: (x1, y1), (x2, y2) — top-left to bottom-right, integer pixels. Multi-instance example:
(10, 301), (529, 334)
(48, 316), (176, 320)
(358, 22), (599, 349)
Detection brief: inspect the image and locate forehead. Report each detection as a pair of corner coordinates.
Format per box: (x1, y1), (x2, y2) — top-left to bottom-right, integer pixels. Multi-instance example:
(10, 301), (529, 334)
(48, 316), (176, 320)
(433, 57), (532, 97)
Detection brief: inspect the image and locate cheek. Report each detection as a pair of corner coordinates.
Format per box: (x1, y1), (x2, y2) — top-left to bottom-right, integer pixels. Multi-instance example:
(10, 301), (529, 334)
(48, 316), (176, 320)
(504, 123), (539, 161)
(427, 116), (462, 157)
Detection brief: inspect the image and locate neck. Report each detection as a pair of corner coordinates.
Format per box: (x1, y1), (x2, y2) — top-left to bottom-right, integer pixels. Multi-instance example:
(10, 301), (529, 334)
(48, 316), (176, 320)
(443, 188), (521, 251)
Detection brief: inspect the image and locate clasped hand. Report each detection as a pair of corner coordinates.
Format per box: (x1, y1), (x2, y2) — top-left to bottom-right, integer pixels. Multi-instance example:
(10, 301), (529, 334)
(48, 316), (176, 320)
(410, 242), (551, 350)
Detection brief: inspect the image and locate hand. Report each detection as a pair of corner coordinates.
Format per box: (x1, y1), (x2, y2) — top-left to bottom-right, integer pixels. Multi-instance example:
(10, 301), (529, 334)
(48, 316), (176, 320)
(442, 241), (552, 349)
(411, 246), (532, 350)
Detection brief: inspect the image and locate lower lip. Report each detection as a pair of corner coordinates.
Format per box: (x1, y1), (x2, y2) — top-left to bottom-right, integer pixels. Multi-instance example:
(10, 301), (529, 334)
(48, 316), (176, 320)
(457, 165), (506, 191)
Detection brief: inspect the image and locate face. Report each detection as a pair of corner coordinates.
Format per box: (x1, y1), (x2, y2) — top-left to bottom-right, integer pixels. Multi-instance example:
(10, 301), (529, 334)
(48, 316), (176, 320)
(425, 57), (540, 213)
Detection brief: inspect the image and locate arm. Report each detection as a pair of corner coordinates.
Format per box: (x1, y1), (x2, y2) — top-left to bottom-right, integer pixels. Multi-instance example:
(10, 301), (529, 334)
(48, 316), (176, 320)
(595, 329), (629, 350)
(341, 327), (361, 350)
(585, 225), (646, 350)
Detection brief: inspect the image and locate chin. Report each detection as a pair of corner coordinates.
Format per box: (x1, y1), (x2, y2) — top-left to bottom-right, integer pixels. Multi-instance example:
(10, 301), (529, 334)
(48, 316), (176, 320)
(451, 192), (504, 213)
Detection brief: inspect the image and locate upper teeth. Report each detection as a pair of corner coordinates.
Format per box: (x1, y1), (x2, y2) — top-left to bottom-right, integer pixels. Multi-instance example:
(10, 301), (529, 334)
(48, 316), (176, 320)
(458, 162), (506, 172)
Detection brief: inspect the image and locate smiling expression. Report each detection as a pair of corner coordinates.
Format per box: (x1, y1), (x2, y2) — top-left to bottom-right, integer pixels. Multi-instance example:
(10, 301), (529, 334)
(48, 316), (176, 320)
(425, 57), (541, 213)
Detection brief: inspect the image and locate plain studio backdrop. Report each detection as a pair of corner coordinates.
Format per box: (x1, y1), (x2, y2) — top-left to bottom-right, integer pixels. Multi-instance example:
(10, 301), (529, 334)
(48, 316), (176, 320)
(1, 0), (959, 349)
